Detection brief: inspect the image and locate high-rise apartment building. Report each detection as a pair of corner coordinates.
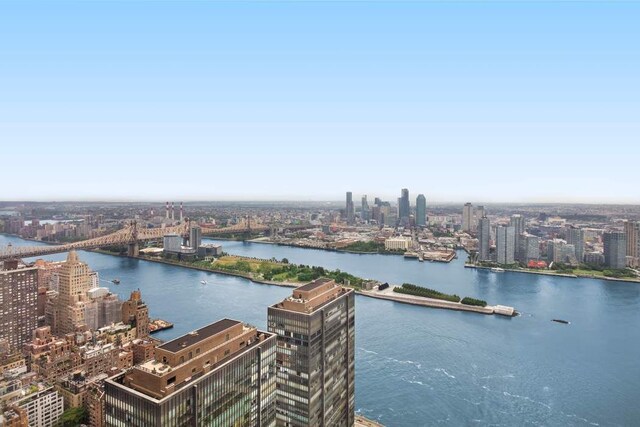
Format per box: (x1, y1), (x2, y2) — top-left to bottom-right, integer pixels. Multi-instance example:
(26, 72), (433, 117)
(603, 231), (627, 269)
(510, 215), (525, 260)
(345, 192), (355, 225)
(566, 226), (585, 263)
(624, 220), (639, 259)
(416, 194), (426, 227)
(268, 279), (355, 427)
(0, 260), (38, 353)
(523, 235), (540, 262)
(496, 226), (515, 265)
(398, 189), (410, 226)
(462, 203), (474, 232)
(105, 319), (277, 426)
(53, 251), (94, 335)
(477, 217), (491, 261)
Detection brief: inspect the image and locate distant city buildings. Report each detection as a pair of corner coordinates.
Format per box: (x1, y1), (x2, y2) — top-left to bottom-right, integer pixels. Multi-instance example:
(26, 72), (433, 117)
(496, 225), (515, 265)
(268, 279), (355, 427)
(603, 231), (627, 269)
(361, 195), (370, 222)
(398, 189), (410, 227)
(462, 203), (474, 232)
(624, 220), (639, 262)
(345, 192), (355, 225)
(416, 194), (426, 227)
(477, 217), (491, 261)
(565, 226), (585, 263)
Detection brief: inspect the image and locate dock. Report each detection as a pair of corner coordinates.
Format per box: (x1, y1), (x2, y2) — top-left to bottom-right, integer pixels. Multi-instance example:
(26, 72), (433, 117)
(149, 319), (174, 334)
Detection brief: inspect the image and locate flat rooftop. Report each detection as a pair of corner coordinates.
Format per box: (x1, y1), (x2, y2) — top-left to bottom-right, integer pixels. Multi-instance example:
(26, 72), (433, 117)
(296, 277), (334, 292)
(158, 319), (240, 353)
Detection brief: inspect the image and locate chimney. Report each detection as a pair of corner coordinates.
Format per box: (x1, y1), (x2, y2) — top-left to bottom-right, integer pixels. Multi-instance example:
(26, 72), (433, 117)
(180, 202), (184, 222)
(165, 202), (169, 219)
(171, 202), (175, 220)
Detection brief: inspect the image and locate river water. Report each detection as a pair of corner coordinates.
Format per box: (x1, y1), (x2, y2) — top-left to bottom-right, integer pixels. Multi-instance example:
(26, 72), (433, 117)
(2, 234), (639, 426)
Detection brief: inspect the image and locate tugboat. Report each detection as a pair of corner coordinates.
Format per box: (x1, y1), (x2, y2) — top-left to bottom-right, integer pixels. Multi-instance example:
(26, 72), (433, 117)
(111, 279), (120, 285)
(200, 280), (208, 285)
(490, 267), (505, 273)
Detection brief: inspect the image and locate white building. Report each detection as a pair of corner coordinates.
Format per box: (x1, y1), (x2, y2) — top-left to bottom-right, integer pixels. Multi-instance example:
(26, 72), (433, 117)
(18, 387), (64, 427)
(385, 237), (412, 251)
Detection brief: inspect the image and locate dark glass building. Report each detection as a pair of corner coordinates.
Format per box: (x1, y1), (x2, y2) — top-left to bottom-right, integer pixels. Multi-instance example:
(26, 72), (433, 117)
(268, 278), (355, 427)
(104, 319), (277, 426)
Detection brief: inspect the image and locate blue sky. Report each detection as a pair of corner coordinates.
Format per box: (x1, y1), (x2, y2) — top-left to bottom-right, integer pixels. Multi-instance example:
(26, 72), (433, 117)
(1, 1), (638, 203)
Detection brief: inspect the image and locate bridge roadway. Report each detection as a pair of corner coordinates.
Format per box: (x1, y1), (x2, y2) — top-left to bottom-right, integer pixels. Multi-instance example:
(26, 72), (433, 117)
(0, 220), (313, 261)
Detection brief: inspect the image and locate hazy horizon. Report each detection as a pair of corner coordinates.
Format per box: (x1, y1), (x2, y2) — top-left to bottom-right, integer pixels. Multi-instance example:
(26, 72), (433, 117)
(1, 1), (638, 203)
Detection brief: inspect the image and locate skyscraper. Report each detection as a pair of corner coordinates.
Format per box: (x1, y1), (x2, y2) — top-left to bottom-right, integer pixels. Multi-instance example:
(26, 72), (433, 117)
(361, 195), (370, 222)
(523, 235), (540, 262)
(345, 192), (355, 225)
(496, 226), (515, 265)
(462, 203), (474, 232)
(398, 188), (410, 226)
(268, 278), (355, 427)
(603, 231), (627, 269)
(416, 194), (426, 227)
(477, 217), (491, 261)
(0, 260), (38, 352)
(510, 215), (525, 261)
(53, 251), (94, 335)
(566, 226), (585, 263)
(624, 220), (639, 259)
(105, 319), (277, 426)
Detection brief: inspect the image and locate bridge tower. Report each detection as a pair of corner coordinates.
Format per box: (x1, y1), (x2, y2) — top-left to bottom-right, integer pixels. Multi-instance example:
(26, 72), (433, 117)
(127, 220), (140, 257)
(243, 215), (252, 241)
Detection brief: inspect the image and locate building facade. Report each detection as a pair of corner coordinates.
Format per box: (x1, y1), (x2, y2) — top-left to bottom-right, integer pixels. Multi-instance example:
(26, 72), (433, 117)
(268, 279), (355, 427)
(416, 194), (426, 227)
(624, 220), (639, 259)
(566, 226), (585, 264)
(477, 217), (491, 261)
(496, 226), (515, 265)
(462, 203), (474, 232)
(398, 189), (410, 226)
(345, 192), (355, 225)
(105, 319), (277, 427)
(0, 261), (38, 353)
(54, 251), (94, 335)
(603, 231), (627, 269)
(17, 387), (64, 427)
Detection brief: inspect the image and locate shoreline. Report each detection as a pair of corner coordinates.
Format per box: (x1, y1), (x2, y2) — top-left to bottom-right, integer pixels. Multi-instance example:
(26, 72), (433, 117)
(465, 264), (640, 283)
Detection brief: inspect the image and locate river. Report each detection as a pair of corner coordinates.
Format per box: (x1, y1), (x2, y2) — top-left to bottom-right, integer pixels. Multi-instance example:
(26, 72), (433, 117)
(2, 234), (639, 426)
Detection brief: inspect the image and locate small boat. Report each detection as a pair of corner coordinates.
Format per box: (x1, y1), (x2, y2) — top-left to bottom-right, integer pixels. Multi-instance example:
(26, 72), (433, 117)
(490, 267), (505, 273)
(111, 279), (120, 284)
(552, 319), (570, 324)
(200, 280), (207, 285)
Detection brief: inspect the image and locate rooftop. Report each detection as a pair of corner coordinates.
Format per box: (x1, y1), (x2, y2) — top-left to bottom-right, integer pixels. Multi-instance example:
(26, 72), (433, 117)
(296, 277), (334, 292)
(158, 319), (240, 353)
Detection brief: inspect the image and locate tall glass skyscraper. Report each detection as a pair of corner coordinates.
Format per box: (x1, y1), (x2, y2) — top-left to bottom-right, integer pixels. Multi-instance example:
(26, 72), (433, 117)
(398, 188), (410, 226)
(268, 279), (355, 427)
(416, 194), (426, 227)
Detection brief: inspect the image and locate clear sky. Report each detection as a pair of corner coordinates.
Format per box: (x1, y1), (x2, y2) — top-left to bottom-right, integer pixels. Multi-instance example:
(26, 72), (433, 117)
(1, 1), (638, 203)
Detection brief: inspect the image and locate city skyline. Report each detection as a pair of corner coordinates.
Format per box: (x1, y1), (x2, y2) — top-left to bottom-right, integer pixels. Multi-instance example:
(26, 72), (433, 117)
(1, 1), (639, 203)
